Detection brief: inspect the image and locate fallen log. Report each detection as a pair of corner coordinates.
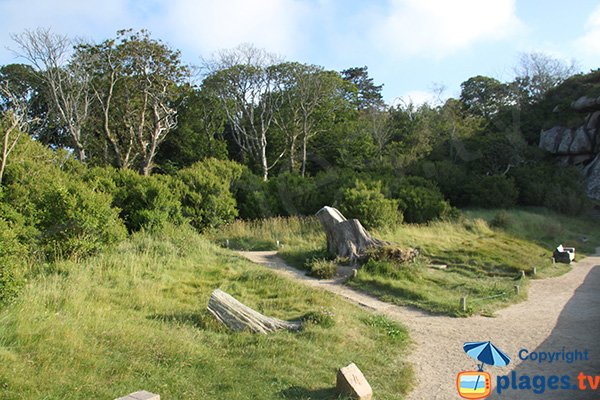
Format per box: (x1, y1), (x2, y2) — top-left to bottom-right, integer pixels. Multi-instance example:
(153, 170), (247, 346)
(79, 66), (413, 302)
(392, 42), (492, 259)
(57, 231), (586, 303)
(316, 206), (387, 262)
(207, 289), (301, 334)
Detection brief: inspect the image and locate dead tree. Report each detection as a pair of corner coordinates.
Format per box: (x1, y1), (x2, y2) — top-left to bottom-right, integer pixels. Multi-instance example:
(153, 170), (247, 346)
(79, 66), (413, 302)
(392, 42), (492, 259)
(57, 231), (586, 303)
(316, 206), (388, 262)
(207, 289), (301, 334)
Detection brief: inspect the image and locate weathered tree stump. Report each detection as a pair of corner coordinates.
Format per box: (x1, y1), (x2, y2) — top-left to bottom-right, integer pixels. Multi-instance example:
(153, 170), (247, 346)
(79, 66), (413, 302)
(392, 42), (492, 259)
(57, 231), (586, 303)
(316, 206), (387, 262)
(207, 289), (301, 334)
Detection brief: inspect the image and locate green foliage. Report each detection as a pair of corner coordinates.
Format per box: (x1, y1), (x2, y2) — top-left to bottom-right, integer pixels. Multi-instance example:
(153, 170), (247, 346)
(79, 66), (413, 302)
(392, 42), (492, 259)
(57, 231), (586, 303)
(337, 180), (402, 229)
(155, 88), (228, 171)
(0, 217), (27, 303)
(509, 164), (589, 215)
(466, 175), (519, 209)
(2, 137), (126, 260)
(106, 169), (183, 232)
(305, 258), (337, 279)
(233, 168), (278, 219)
(269, 172), (320, 216)
(176, 158), (243, 231)
(0, 226), (412, 399)
(302, 308), (336, 328)
(36, 179), (127, 258)
(390, 176), (455, 223)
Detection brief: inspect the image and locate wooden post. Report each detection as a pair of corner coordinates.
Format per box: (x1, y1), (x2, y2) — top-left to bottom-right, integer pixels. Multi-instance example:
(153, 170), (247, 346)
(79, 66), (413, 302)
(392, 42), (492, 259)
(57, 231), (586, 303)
(226, 239), (229, 248)
(514, 285), (520, 295)
(521, 270), (526, 279)
(532, 267), (537, 275)
(460, 297), (467, 312)
(352, 269), (358, 279)
(276, 240), (280, 248)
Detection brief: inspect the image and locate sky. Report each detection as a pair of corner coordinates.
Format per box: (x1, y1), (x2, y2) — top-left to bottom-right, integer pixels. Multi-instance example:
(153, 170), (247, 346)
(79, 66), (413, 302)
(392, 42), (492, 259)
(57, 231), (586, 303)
(0, 0), (599, 104)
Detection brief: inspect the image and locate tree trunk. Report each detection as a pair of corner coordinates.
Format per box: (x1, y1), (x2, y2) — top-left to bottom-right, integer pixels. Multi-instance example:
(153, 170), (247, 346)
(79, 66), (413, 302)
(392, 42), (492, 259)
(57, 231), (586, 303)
(316, 206), (387, 262)
(207, 289), (302, 334)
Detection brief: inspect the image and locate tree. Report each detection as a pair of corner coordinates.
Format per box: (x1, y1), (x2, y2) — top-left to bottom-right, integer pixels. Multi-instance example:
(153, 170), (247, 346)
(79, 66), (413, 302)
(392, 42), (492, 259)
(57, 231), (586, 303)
(341, 66), (384, 111)
(11, 28), (92, 161)
(0, 63), (61, 146)
(513, 52), (577, 103)
(459, 75), (511, 119)
(76, 29), (190, 175)
(0, 82), (33, 184)
(155, 86), (228, 170)
(272, 62), (352, 176)
(203, 44), (284, 181)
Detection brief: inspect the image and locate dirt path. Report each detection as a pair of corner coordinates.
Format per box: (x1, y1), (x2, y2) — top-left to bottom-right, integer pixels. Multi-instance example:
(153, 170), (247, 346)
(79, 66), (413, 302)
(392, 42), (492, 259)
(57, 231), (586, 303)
(237, 250), (600, 400)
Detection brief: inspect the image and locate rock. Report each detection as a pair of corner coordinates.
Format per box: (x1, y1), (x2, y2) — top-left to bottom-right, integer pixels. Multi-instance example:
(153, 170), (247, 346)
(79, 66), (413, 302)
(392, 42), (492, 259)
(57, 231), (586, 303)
(557, 128), (574, 154)
(583, 154), (600, 201)
(539, 126), (565, 153)
(115, 391), (160, 400)
(336, 363), (373, 400)
(569, 127), (593, 154)
(571, 96), (600, 112)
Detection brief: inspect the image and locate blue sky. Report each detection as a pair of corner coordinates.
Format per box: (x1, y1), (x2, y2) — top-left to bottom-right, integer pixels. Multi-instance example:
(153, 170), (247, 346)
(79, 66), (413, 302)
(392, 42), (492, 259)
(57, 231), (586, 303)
(1, 0), (598, 104)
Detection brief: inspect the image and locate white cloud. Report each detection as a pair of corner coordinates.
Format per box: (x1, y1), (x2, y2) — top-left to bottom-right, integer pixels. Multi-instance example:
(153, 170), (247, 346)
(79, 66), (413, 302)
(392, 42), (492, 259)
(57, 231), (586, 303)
(156, 0), (310, 61)
(371, 0), (523, 58)
(576, 4), (600, 56)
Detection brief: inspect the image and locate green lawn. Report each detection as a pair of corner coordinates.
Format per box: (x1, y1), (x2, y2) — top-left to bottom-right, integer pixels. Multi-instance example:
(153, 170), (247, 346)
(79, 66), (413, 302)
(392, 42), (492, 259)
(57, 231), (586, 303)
(0, 224), (412, 399)
(213, 208), (600, 316)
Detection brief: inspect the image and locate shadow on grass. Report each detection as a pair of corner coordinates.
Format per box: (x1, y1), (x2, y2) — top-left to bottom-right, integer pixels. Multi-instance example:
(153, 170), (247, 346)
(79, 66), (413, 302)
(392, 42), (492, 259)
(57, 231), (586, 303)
(349, 277), (461, 316)
(279, 247), (329, 270)
(279, 386), (346, 399)
(148, 310), (226, 332)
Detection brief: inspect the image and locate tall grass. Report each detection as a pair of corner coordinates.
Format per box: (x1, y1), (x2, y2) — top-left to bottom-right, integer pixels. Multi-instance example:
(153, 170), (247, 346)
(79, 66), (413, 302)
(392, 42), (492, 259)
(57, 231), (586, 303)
(0, 224), (412, 399)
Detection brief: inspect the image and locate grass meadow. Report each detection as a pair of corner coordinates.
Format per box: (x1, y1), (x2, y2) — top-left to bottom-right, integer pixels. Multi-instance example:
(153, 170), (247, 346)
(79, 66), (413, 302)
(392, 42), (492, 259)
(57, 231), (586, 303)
(0, 224), (412, 399)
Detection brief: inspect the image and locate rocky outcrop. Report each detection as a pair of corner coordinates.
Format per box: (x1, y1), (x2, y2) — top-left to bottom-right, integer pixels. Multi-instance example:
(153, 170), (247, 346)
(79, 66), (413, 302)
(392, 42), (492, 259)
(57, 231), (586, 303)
(539, 97), (600, 201)
(571, 95), (600, 113)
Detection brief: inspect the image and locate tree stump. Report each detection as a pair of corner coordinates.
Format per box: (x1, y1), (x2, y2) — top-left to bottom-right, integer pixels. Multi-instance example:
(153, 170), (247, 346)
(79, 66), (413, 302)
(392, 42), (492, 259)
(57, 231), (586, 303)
(316, 206), (387, 262)
(207, 289), (301, 334)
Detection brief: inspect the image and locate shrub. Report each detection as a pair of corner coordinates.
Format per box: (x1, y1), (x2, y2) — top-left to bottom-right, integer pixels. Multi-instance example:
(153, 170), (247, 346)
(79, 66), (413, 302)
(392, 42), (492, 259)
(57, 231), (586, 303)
(337, 180), (402, 229)
(390, 177), (455, 223)
(233, 169), (278, 219)
(2, 137), (127, 260)
(411, 160), (471, 207)
(36, 180), (127, 258)
(269, 172), (320, 216)
(305, 258), (337, 279)
(109, 169), (183, 232)
(466, 175), (519, 209)
(509, 163), (589, 215)
(176, 159), (243, 231)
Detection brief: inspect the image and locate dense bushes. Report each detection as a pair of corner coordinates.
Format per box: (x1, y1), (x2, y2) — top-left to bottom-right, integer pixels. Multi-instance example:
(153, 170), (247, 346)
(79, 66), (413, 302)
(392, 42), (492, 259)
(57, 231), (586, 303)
(177, 159), (243, 230)
(390, 177), (455, 223)
(465, 175), (519, 209)
(337, 180), (402, 229)
(2, 138), (126, 260)
(509, 164), (588, 215)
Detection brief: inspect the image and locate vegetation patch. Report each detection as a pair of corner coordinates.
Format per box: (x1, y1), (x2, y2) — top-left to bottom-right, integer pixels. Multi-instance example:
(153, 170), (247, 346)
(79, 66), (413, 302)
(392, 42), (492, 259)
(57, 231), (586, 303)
(0, 225), (412, 399)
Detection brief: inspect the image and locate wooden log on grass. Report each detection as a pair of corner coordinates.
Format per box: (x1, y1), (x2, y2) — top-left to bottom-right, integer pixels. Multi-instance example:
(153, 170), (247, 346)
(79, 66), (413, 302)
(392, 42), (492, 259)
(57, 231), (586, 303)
(207, 289), (301, 334)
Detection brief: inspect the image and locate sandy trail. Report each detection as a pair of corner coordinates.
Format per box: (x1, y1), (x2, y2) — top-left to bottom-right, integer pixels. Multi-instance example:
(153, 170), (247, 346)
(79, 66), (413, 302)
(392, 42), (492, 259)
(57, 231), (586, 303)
(237, 249), (600, 400)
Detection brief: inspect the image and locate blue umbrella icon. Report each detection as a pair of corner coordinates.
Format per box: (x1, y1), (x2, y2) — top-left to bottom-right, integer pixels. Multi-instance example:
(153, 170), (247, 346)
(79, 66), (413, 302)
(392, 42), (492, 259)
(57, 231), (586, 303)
(464, 341), (511, 371)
